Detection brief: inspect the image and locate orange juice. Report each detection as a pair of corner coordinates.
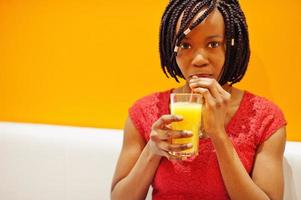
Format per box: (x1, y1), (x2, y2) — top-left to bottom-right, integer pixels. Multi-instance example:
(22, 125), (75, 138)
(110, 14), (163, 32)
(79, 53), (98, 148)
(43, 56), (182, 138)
(170, 101), (202, 157)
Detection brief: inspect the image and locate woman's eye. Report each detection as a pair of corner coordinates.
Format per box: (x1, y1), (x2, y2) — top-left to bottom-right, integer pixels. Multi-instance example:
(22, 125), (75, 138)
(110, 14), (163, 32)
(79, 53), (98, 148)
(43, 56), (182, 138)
(208, 41), (221, 48)
(179, 42), (191, 49)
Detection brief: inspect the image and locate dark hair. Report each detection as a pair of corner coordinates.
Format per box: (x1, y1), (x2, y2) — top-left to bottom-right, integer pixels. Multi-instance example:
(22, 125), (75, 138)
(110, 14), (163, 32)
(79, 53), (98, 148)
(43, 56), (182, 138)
(159, 0), (250, 85)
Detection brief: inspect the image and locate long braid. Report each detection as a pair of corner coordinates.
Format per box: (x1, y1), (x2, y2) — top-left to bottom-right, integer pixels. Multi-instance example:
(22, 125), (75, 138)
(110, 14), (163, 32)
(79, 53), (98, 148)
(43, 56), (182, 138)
(232, 1), (250, 83)
(167, 0), (191, 81)
(234, 16), (249, 83)
(217, 0), (250, 85)
(159, 0), (186, 79)
(216, 3), (233, 85)
(216, 0), (250, 85)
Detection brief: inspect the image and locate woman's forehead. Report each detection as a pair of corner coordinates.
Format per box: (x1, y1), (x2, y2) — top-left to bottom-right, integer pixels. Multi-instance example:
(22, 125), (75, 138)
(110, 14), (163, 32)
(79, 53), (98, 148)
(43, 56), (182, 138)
(176, 7), (225, 36)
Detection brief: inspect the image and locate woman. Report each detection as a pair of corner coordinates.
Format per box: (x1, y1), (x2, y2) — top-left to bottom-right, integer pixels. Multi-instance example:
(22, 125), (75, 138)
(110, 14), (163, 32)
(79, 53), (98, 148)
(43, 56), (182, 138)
(111, 0), (287, 199)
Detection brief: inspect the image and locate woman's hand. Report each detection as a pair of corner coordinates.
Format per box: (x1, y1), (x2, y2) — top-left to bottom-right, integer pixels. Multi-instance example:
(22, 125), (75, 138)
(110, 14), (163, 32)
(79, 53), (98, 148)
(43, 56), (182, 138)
(148, 114), (193, 160)
(189, 75), (231, 139)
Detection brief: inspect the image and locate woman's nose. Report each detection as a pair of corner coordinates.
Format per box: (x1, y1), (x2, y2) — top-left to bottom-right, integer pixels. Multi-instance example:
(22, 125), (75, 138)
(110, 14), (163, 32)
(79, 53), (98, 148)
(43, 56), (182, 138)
(191, 51), (209, 67)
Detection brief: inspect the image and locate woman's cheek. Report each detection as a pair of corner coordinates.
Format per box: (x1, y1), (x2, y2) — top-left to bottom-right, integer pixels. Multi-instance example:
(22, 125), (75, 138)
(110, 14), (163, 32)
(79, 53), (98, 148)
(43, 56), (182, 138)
(175, 57), (185, 71)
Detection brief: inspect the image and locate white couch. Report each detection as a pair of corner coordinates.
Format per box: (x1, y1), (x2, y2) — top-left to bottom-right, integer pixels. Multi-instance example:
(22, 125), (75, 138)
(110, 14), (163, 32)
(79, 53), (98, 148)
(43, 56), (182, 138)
(0, 122), (300, 200)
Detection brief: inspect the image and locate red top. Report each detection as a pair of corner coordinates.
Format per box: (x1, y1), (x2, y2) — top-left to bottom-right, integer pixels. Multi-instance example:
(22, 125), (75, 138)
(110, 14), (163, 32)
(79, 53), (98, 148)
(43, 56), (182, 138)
(129, 89), (286, 200)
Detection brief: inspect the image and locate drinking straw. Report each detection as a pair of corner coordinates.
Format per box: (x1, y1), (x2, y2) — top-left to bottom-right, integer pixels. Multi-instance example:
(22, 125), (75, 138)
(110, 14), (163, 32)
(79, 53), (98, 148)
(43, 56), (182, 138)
(189, 75), (197, 103)
(189, 90), (194, 102)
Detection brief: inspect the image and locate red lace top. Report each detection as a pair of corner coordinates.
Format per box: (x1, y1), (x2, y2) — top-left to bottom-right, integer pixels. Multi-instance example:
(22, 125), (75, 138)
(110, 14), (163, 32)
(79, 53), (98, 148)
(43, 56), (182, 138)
(128, 89), (287, 200)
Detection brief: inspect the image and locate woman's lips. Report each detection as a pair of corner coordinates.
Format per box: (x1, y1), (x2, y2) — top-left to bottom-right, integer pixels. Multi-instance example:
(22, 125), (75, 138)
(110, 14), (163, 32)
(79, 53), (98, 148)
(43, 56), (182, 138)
(190, 74), (213, 78)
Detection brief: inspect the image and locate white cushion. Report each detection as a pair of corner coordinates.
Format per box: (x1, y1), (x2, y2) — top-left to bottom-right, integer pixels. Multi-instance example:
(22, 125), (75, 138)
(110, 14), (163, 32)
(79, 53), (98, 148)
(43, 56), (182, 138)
(0, 122), (299, 200)
(0, 122), (124, 200)
(284, 142), (301, 200)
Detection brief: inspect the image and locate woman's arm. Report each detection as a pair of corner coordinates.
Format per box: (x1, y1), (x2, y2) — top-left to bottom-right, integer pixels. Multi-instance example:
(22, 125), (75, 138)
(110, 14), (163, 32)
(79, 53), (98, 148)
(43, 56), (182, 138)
(111, 117), (161, 200)
(189, 76), (286, 200)
(251, 126), (286, 199)
(111, 114), (190, 200)
(211, 126), (286, 200)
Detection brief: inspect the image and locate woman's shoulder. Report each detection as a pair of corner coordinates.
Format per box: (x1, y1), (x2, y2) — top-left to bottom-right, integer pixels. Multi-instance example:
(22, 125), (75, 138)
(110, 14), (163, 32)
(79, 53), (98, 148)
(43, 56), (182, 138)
(128, 89), (172, 140)
(243, 91), (284, 116)
(242, 90), (287, 145)
(131, 89), (172, 108)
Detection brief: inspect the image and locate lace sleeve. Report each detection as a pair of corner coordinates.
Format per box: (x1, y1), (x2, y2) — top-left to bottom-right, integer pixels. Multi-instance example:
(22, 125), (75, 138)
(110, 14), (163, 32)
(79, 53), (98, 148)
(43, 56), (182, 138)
(128, 100), (147, 141)
(256, 100), (287, 145)
(128, 90), (171, 142)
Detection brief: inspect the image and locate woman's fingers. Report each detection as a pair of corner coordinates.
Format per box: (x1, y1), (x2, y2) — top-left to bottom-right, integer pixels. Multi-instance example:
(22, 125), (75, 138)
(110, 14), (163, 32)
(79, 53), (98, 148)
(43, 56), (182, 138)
(189, 77), (230, 107)
(162, 142), (193, 160)
(170, 130), (193, 139)
(150, 115), (196, 160)
(190, 78), (220, 98)
(158, 129), (193, 140)
(151, 137), (193, 160)
(152, 114), (182, 130)
(193, 87), (216, 107)
(216, 83), (232, 101)
(151, 129), (193, 146)
(190, 78), (221, 98)
(161, 151), (185, 161)
(159, 141), (193, 152)
(150, 114), (192, 141)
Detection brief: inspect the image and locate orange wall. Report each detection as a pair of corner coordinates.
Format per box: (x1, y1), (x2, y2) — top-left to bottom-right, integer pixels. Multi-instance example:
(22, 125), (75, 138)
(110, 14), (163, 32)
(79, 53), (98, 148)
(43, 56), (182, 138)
(0, 0), (300, 141)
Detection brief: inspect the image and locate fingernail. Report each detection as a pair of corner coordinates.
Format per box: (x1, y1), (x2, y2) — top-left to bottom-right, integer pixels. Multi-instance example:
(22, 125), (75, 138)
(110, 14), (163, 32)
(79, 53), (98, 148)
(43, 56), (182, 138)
(175, 115), (183, 120)
(187, 143), (193, 148)
(184, 130), (193, 136)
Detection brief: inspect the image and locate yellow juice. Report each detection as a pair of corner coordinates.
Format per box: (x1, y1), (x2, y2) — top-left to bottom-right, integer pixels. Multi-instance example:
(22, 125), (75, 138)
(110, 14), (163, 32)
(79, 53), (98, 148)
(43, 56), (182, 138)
(170, 102), (202, 156)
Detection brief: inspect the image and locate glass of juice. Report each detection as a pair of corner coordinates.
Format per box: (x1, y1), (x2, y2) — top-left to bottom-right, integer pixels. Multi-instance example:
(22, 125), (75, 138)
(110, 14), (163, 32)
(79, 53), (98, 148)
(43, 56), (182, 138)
(170, 93), (203, 159)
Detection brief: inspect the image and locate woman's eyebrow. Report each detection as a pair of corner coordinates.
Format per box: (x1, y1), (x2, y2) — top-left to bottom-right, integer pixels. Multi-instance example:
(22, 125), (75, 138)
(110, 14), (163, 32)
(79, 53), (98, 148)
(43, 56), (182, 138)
(207, 34), (224, 39)
(183, 34), (224, 40)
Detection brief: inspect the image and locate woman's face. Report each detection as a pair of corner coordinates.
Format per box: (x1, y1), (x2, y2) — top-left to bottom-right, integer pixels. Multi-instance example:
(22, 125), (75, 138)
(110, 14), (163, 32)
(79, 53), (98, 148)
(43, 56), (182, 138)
(175, 8), (226, 82)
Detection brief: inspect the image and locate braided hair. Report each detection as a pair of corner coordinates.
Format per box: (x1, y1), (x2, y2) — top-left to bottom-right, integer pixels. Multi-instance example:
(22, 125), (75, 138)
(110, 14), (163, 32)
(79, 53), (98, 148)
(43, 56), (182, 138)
(159, 0), (250, 85)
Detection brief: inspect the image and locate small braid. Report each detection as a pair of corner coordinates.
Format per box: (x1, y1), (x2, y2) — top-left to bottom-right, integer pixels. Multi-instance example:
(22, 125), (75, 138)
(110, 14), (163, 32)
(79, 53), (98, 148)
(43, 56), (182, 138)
(179, 0), (199, 31)
(179, 0), (204, 32)
(176, 0), (216, 45)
